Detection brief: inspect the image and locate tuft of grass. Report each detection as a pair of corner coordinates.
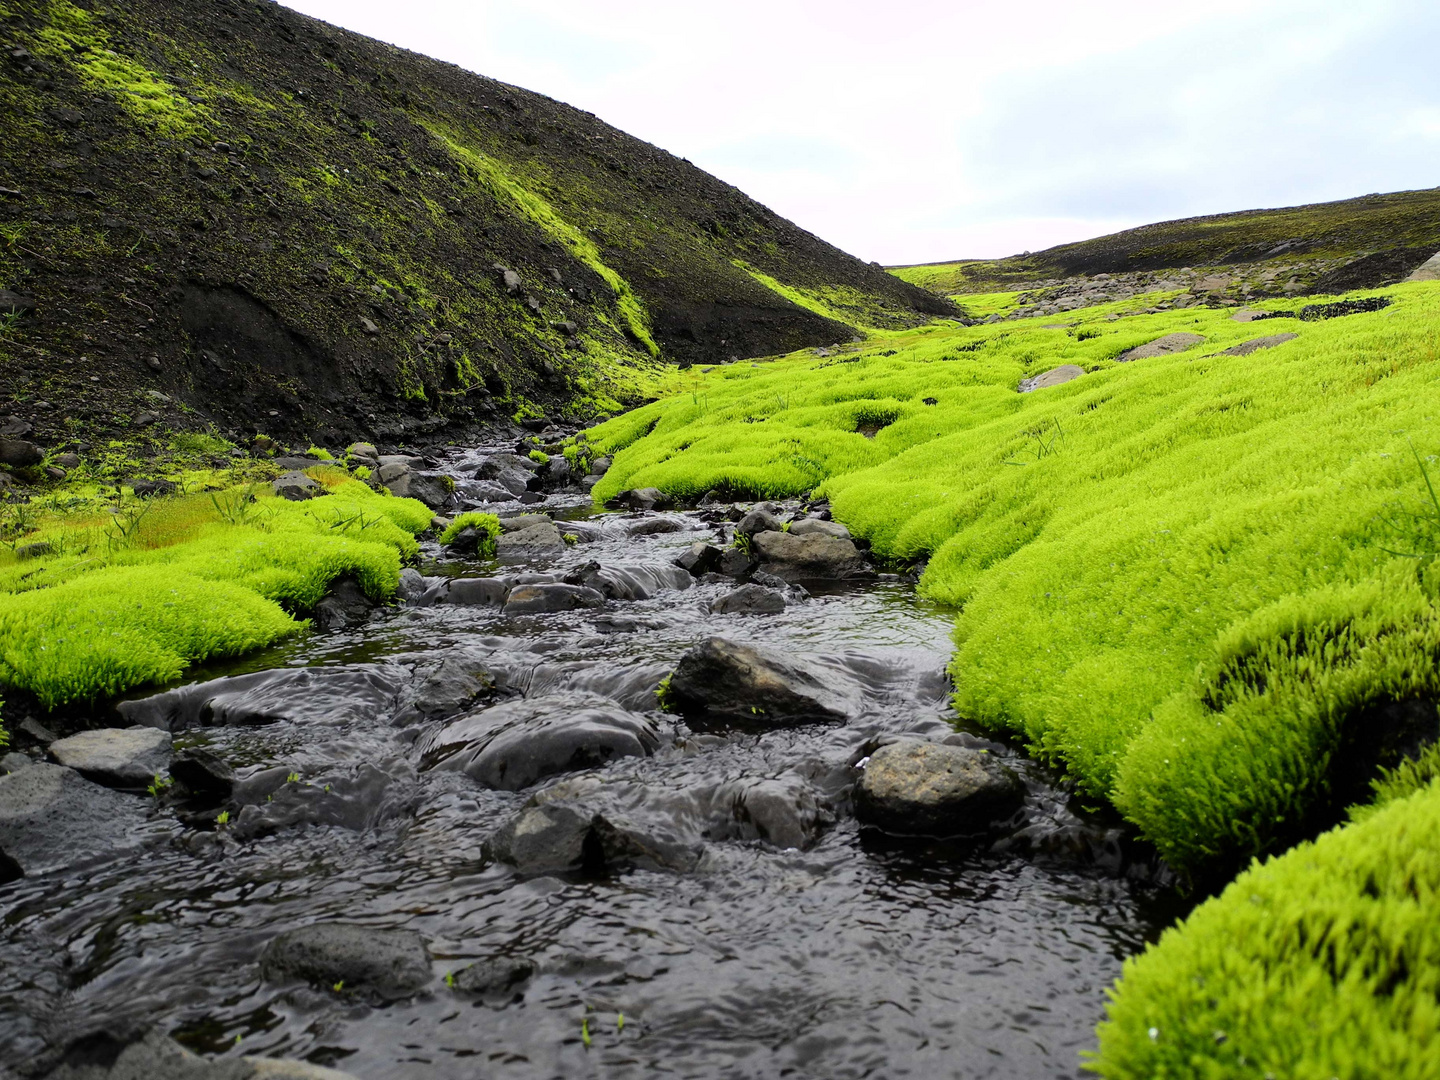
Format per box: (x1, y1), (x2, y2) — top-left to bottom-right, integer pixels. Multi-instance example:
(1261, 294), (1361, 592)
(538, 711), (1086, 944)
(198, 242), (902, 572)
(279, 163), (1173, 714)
(527, 449), (550, 465)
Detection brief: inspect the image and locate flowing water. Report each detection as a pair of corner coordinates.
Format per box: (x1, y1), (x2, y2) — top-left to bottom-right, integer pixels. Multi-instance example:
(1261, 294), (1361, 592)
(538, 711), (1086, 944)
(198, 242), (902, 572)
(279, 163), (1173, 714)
(0, 445), (1183, 1079)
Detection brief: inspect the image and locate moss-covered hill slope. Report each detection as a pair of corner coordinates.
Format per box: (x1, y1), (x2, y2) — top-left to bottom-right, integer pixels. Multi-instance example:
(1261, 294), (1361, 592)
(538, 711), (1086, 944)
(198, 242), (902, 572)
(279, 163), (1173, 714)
(0, 0), (952, 449)
(895, 187), (1440, 297)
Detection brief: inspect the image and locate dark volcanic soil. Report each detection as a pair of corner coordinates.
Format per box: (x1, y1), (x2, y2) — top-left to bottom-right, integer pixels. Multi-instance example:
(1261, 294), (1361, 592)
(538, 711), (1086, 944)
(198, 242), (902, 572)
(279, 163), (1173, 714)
(0, 0), (954, 451)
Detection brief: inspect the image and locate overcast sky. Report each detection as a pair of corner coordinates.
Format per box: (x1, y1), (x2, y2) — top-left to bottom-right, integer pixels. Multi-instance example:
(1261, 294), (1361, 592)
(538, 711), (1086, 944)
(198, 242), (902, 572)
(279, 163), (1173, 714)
(283, 0), (1440, 265)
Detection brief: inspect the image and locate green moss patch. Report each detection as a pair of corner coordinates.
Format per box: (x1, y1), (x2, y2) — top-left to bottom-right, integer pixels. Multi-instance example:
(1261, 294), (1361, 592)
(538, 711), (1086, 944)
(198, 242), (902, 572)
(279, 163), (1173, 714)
(0, 480), (430, 707)
(1093, 778), (1440, 1078)
(438, 511), (501, 558)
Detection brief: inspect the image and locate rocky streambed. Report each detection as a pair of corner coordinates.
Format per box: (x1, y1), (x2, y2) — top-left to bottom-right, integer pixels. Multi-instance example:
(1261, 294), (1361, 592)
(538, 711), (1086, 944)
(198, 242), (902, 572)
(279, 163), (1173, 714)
(0, 442), (1182, 1080)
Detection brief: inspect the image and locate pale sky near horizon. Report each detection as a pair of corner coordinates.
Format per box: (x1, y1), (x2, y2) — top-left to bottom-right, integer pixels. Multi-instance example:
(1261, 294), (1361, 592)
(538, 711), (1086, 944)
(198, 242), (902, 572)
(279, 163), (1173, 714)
(282, 0), (1440, 265)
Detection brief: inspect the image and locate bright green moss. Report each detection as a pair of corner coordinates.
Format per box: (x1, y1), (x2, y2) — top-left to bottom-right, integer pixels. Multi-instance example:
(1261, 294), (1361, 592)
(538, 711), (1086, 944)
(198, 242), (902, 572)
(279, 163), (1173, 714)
(1092, 779), (1440, 1079)
(0, 480), (431, 706)
(424, 124), (661, 357)
(37, 1), (208, 137)
(734, 261), (875, 333)
(527, 449), (550, 465)
(438, 512), (501, 557)
(586, 282), (1440, 877)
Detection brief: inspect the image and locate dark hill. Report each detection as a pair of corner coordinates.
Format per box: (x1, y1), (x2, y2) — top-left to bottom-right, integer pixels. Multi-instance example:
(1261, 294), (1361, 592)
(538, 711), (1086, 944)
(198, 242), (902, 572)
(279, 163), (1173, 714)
(0, 0), (953, 448)
(895, 187), (1440, 296)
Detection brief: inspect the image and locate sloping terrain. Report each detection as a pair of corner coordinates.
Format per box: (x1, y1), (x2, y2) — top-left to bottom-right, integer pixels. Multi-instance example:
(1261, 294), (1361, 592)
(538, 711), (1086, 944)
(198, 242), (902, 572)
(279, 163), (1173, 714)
(895, 187), (1440, 297)
(0, 0), (952, 449)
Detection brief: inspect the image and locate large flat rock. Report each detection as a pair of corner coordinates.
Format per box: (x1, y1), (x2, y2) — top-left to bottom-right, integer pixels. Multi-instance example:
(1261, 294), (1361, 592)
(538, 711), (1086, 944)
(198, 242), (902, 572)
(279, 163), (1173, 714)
(667, 637), (864, 723)
(751, 531), (870, 582)
(1117, 331), (1204, 361)
(0, 763), (151, 878)
(48, 726), (171, 788)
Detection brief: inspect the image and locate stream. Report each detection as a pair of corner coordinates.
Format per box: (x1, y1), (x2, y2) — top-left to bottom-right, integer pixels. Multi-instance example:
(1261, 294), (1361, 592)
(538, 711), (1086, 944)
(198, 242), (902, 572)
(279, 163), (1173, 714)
(0, 442), (1183, 1080)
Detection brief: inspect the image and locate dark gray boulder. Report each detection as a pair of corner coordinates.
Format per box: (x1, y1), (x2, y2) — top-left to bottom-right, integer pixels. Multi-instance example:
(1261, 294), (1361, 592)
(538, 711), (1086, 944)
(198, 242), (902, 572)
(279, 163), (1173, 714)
(395, 651), (500, 724)
(606, 487), (668, 511)
(229, 763), (402, 839)
(417, 692), (661, 790)
(169, 746), (236, 803)
(736, 508), (782, 536)
(48, 727), (171, 788)
(441, 577), (512, 606)
(449, 957), (535, 997)
(856, 740), (1024, 836)
(0, 438), (42, 467)
(751, 531), (870, 582)
(503, 583), (605, 614)
(385, 471), (450, 509)
(312, 576), (374, 630)
(39, 1029), (364, 1080)
(488, 777), (702, 875)
(259, 923), (431, 999)
(627, 516), (688, 537)
(711, 583), (786, 615)
(496, 520), (565, 558)
(717, 546), (755, 578)
(675, 542), (723, 575)
(272, 471), (318, 501)
(667, 637), (862, 723)
(0, 763), (151, 878)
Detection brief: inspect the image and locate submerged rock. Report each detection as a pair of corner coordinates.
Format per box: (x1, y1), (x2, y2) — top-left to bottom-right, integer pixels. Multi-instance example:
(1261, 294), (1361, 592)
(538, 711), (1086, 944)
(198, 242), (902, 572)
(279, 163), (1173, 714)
(395, 651), (501, 724)
(230, 763), (404, 839)
(856, 740), (1024, 836)
(441, 577), (512, 606)
(667, 637), (862, 723)
(503, 583), (605, 614)
(0, 763), (151, 878)
(260, 923), (431, 1000)
(563, 561), (692, 600)
(449, 957), (536, 997)
(169, 746), (236, 804)
(118, 666), (404, 731)
(48, 726), (171, 788)
(751, 530), (870, 582)
(40, 1029), (364, 1080)
(417, 692), (661, 790)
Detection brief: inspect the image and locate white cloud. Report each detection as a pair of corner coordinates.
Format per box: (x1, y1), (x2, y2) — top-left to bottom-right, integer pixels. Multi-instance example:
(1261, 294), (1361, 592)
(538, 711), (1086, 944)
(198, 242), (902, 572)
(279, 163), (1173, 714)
(282, 0), (1440, 263)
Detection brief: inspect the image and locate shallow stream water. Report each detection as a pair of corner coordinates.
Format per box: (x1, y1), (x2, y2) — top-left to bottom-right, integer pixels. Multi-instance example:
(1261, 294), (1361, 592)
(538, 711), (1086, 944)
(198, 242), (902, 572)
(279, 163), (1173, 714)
(0, 445), (1183, 1079)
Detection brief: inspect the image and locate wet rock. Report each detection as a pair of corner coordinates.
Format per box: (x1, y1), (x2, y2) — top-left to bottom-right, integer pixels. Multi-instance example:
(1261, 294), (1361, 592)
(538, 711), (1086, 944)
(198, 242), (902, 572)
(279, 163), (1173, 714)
(736, 508), (782, 536)
(787, 518), (851, 540)
(717, 546), (755, 578)
(41, 1029), (364, 1080)
(260, 923), (431, 1000)
(48, 726), (171, 788)
(418, 692), (661, 790)
(312, 575), (374, 630)
(751, 531), (870, 582)
(395, 651), (499, 723)
(856, 740), (1024, 836)
(396, 567), (430, 603)
(1219, 333), (1299, 356)
(1117, 331), (1204, 361)
(385, 470), (451, 509)
(0, 438), (42, 467)
(534, 455), (573, 490)
(475, 454), (535, 495)
(1017, 364), (1084, 393)
(118, 667), (403, 731)
(720, 775), (825, 850)
(503, 583), (605, 614)
(711, 583), (786, 615)
(442, 523), (492, 556)
(496, 520), (565, 558)
(628, 516), (688, 537)
(230, 763), (402, 838)
(169, 746), (236, 803)
(498, 513), (550, 531)
(668, 637), (862, 723)
(441, 577), (512, 606)
(607, 487), (669, 511)
(449, 957), (535, 997)
(489, 777), (702, 875)
(563, 561), (692, 600)
(0, 763), (151, 878)
(469, 480), (517, 503)
(272, 470), (318, 501)
(675, 541), (723, 575)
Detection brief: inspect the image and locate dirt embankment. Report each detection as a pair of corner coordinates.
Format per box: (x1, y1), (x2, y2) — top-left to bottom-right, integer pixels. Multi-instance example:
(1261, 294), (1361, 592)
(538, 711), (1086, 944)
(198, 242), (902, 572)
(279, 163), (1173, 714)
(0, 0), (953, 452)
